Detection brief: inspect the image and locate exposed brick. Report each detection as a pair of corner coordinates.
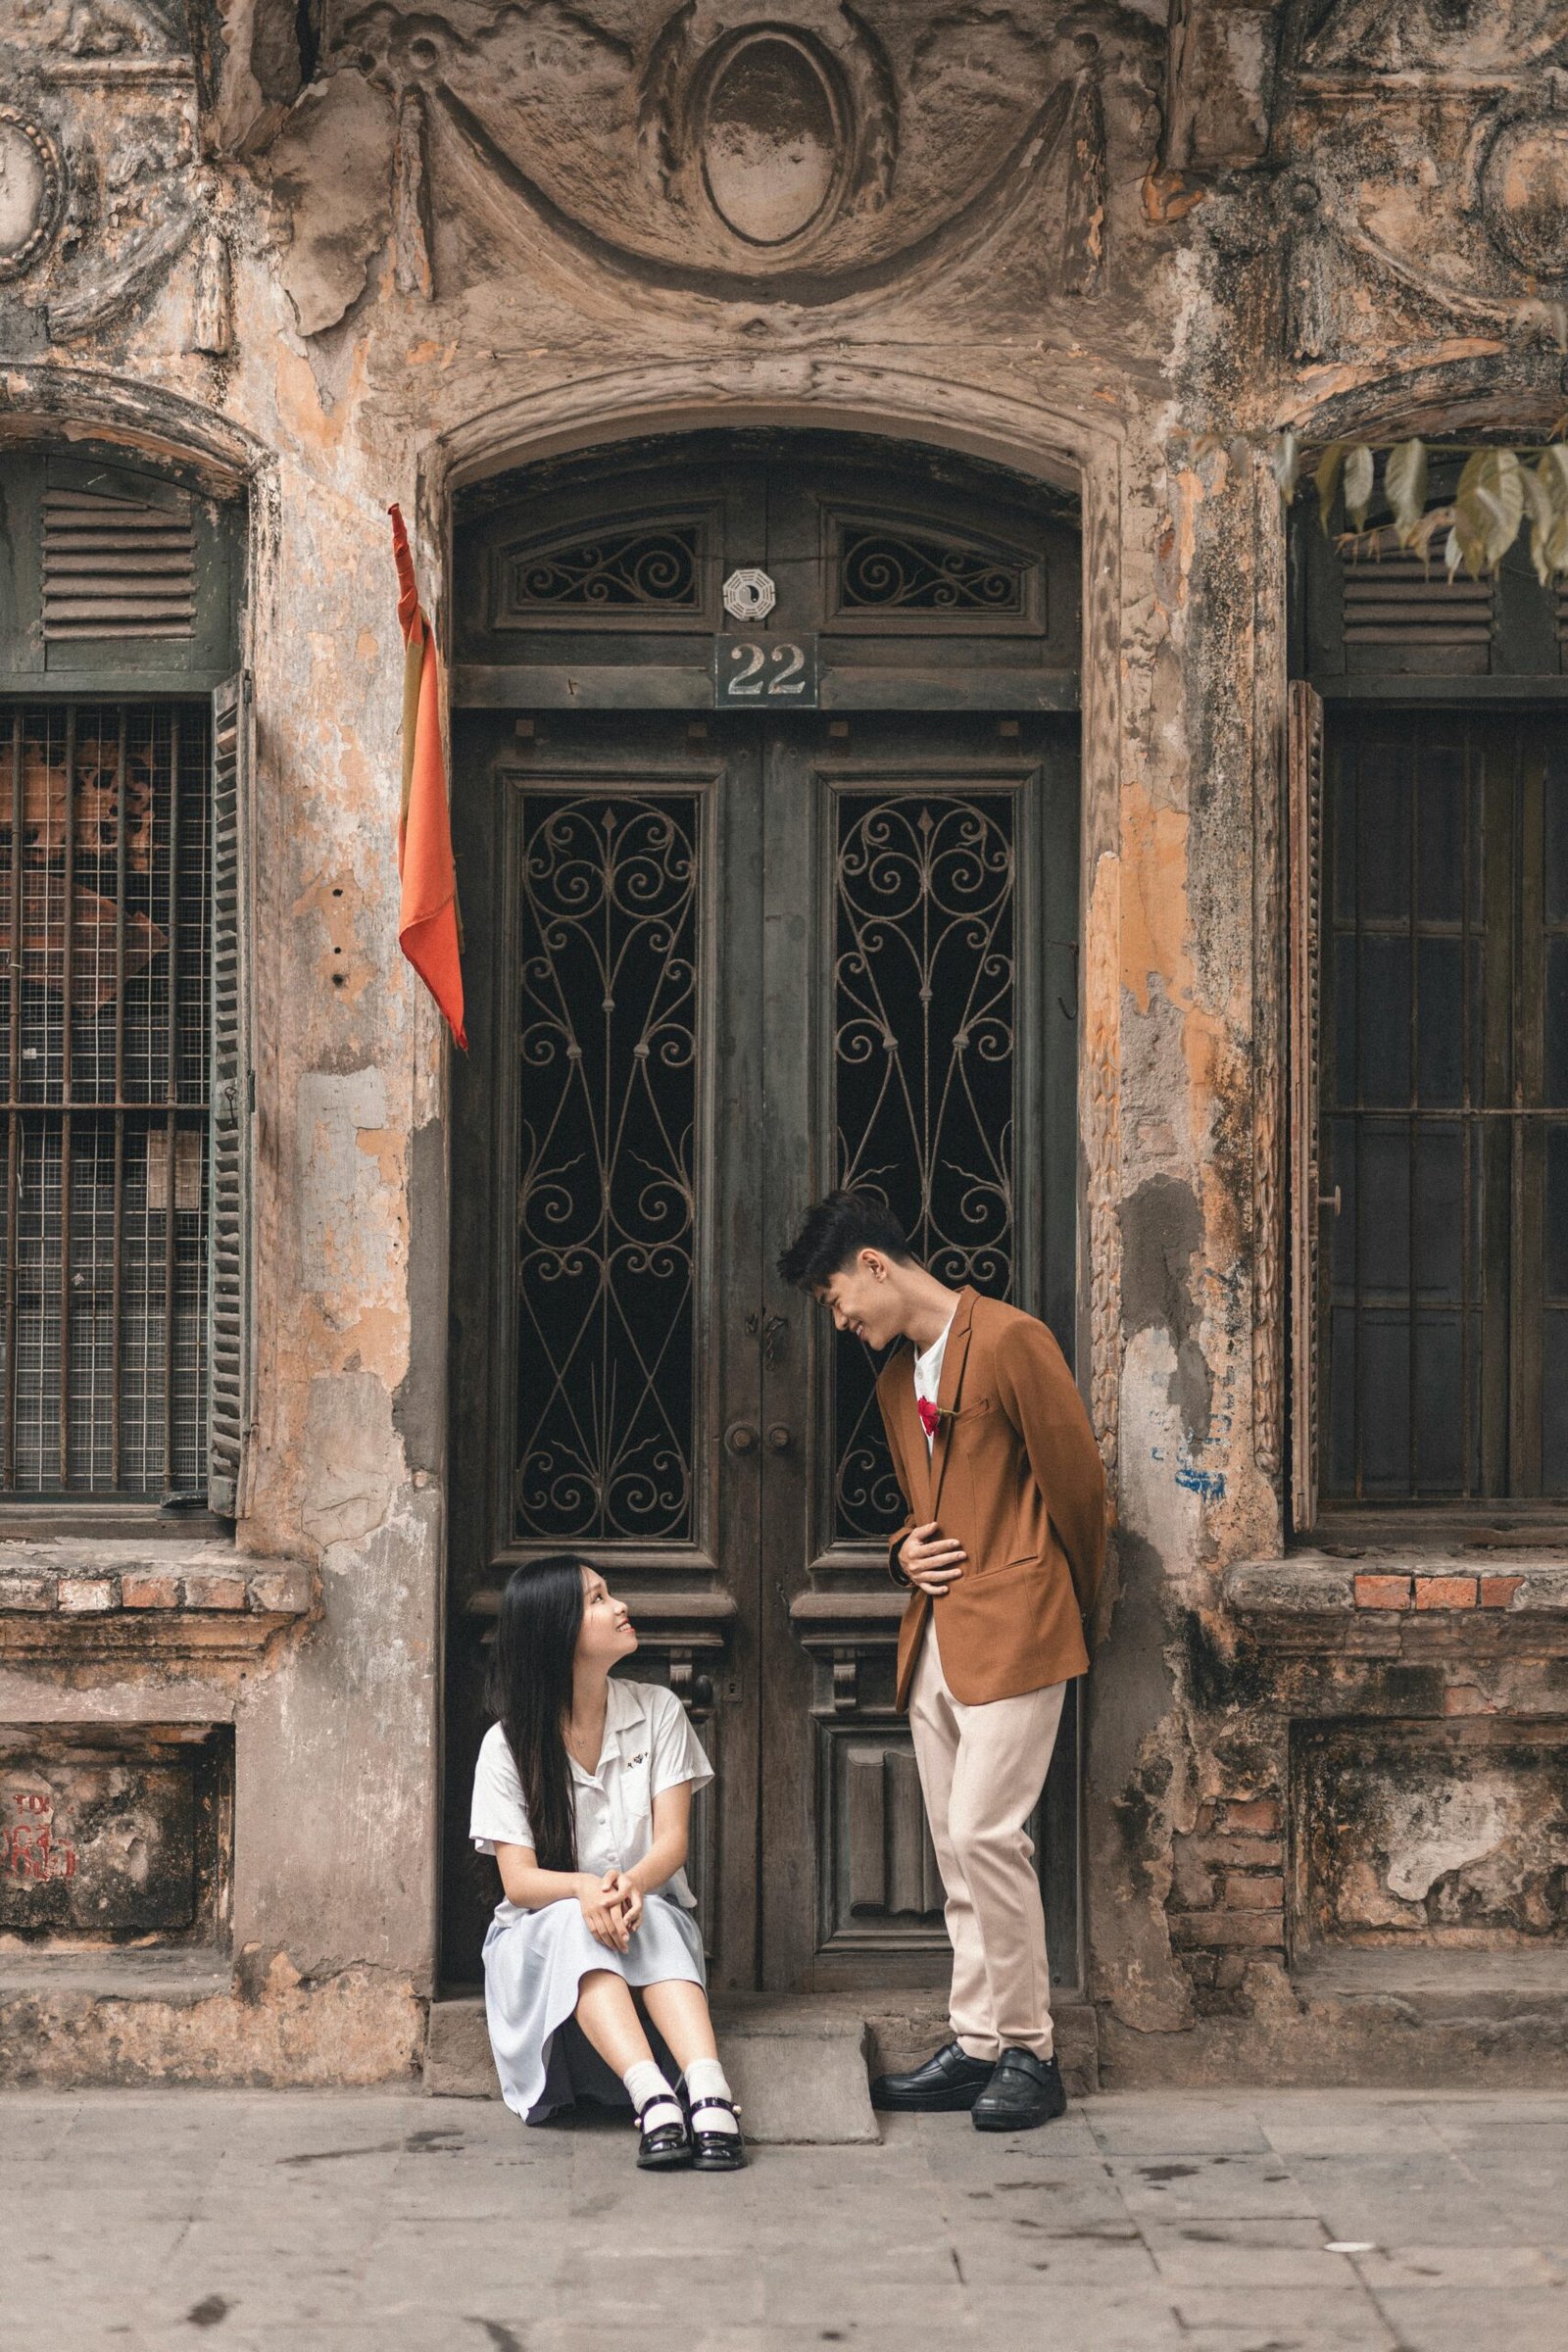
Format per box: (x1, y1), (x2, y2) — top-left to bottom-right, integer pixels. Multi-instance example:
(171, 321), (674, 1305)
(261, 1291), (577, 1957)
(1180, 1950), (1218, 1988)
(181, 1571), (247, 1611)
(122, 1569), (182, 1610)
(1354, 1573), (1413, 1611)
(1212, 1953), (1250, 1992)
(1168, 1837), (1218, 1912)
(1415, 1574), (1478, 1610)
(1192, 1835), (1284, 1871)
(1480, 1575), (1525, 1610)
(57, 1576), (116, 1613)
(248, 1566), (313, 1614)
(1166, 1909), (1285, 1950)
(0, 1572), (54, 1611)
(1443, 1684), (1494, 1716)
(1225, 1873), (1286, 1909)
(1219, 1798), (1280, 1836)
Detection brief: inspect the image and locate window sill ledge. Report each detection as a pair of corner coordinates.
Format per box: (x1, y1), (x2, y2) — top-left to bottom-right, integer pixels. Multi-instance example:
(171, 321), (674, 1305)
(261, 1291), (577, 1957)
(0, 1538), (315, 1662)
(1224, 1553), (1568, 1653)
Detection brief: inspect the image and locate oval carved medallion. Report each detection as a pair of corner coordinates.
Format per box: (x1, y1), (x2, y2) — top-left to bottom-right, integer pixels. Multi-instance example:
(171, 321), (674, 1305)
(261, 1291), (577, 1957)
(1483, 119), (1568, 278)
(699, 32), (843, 247)
(0, 108), (64, 282)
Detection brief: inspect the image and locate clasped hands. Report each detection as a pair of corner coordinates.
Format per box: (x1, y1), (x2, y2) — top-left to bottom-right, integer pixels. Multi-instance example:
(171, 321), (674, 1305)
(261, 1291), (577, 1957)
(577, 1868), (644, 1951)
(899, 1519), (966, 1596)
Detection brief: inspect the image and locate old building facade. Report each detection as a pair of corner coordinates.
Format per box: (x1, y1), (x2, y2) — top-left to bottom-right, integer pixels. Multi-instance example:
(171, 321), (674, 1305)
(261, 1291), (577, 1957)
(2, 0), (1567, 2087)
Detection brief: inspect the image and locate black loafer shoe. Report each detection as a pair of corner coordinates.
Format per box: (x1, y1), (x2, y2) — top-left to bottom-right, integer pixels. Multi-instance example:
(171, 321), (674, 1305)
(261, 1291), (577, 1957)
(970, 2049), (1066, 2133)
(870, 2039), (997, 2113)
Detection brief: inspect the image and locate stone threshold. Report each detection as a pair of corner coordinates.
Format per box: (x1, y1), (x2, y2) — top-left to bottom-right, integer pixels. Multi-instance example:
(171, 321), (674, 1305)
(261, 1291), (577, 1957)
(0, 1537), (315, 1660)
(424, 1987), (1102, 2132)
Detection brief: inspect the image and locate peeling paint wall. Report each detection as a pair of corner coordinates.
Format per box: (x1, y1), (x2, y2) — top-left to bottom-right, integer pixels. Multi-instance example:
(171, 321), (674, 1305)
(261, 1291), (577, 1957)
(2, 0), (1567, 2082)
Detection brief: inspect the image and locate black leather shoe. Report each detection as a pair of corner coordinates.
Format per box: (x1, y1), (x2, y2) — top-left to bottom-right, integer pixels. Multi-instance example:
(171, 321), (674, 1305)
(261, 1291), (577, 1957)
(869, 2040), (997, 2113)
(970, 2049), (1067, 2132)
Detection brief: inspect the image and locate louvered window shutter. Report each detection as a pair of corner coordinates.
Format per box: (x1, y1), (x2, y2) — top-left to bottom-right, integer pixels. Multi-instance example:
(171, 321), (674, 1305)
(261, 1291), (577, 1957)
(42, 479), (197, 641)
(208, 673), (254, 1516)
(1288, 680), (1325, 1534)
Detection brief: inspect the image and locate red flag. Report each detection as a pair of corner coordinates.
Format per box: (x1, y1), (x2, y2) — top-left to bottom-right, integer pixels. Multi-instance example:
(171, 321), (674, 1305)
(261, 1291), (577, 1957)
(389, 504), (466, 1050)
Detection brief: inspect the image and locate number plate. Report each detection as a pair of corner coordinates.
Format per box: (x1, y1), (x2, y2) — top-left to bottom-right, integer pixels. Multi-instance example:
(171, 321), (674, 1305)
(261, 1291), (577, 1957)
(713, 634), (819, 710)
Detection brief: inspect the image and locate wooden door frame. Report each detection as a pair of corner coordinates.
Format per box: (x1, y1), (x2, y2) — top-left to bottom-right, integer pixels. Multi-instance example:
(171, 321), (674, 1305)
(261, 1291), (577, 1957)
(437, 420), (1102, 1995)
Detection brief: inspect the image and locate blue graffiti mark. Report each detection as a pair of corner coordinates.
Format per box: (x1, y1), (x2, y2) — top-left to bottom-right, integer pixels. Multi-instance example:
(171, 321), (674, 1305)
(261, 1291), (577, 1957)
(1175, 1463), (1226, 1500)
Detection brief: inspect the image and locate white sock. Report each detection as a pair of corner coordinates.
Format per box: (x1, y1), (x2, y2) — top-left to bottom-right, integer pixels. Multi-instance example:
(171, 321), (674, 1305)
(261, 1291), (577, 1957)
(623, 2060), (683, 2134)
(683, 2057), (740, 2134)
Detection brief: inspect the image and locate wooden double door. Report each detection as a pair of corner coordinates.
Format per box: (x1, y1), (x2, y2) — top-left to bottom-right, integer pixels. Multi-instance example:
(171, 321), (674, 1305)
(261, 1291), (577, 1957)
(443, 701), (1082, 1993)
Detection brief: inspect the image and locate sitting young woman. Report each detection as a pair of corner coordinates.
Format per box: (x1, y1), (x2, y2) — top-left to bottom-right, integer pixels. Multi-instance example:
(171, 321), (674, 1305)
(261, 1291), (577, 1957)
(470, 1554), (745, 2172)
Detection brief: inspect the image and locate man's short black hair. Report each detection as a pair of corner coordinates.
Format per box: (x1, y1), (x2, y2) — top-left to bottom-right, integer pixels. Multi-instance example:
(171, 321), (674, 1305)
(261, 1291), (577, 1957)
(776, 1190), (916, 1291)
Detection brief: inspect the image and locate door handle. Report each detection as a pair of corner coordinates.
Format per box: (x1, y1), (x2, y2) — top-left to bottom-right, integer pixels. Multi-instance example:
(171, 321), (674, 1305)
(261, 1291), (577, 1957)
(763, 1314), (788, 1366)
(766, 1424), (793, 1453)
(726, 1422), (760, 1454)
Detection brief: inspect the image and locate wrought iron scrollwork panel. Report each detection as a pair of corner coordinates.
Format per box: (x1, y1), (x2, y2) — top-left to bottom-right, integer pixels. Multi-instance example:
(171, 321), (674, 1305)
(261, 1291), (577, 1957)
(514, 793), (700, 1543)
(832, 792), (1017, 1542)
(837, 525), (1027, 615)
(499, 523), (702, 618)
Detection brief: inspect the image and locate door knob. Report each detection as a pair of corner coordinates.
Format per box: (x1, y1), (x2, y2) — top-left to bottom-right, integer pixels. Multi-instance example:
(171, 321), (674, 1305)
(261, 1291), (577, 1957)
(726, 1422), (759, 1454)
(766, 1424), (793, 1452)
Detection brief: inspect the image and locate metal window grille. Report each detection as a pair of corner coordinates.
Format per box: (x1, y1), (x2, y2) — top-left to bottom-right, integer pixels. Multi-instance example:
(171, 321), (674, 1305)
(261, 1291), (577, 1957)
(0, 703), (210, 1496)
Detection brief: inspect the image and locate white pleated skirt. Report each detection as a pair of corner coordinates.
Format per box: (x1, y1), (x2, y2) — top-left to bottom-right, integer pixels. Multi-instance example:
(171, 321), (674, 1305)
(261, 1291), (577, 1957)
(481, 1891), (707, 2124)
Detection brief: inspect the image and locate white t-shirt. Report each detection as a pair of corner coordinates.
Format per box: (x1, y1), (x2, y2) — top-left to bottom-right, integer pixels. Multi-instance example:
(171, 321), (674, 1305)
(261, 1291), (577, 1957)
(912, 1306), (958, 1453)
(470, 1675), (713, 1915)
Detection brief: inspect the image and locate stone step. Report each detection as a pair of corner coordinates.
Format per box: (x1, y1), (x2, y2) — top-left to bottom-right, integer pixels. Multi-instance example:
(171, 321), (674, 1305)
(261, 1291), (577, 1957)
(424, 1989), (1100, 2133)
(425, 1991), (878, 2141)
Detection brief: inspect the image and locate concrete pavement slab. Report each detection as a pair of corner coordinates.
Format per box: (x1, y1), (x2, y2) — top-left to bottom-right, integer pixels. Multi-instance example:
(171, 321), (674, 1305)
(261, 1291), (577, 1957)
(1365, 2288), (1568, 2352)
(1165, 2287), (1398, 2349)
(6, 2086), (1568, 2351)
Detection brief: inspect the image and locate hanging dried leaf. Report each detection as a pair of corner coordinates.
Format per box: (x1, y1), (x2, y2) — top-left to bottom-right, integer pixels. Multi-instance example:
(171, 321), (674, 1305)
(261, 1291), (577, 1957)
(1343, 444), (1375, 533)
(1445, 525), (1463, 581)
(1521, 463), (1556, 582)
(1315, 442), (1345, 533)
(1538, 444), (1568, 518)
(1453, 449), (1523, 576)
(1272, 429), (1300, 501)
(1407, 504), (1448, 569)
(1385, 438), (1428, 546)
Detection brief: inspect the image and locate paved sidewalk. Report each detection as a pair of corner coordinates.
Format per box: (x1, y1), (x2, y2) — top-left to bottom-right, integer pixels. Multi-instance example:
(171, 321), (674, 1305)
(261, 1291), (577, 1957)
(4, 2086), (1566, 2352)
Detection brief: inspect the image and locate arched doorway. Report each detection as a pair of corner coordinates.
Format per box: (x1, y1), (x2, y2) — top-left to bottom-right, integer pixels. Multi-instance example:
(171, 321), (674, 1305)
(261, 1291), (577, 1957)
(441, 429), (1084, 1996)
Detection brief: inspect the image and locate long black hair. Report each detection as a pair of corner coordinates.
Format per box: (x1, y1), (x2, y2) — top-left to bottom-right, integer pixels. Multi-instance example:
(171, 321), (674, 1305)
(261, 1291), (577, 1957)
(488, 1555), (586, 1874)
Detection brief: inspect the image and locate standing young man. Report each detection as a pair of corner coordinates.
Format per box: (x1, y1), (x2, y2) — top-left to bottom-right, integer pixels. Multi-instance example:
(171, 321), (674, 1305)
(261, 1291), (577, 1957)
(779, 1191), (1105, 2132)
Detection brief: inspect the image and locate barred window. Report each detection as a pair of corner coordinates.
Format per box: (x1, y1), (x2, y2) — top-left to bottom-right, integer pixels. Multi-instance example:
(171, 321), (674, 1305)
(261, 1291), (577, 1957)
(1290, 690), (1568, 1525)
(0, 704), (211, 1496)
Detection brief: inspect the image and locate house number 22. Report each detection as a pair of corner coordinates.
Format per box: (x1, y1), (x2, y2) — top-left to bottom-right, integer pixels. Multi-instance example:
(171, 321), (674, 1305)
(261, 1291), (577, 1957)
(712, 633), (819, 710)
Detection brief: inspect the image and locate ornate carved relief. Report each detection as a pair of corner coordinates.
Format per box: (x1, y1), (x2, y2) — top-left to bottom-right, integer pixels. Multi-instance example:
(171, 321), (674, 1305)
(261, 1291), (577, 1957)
(1271, 5), (1568, 355)
(0, 1), (223, 345)
(261, 1), (1157, 331)
(0, 109), (65, 283)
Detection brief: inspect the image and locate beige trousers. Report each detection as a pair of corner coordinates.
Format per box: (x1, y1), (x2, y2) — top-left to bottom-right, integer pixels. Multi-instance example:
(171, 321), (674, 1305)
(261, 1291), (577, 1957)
(907, 1619), (1066, 2063)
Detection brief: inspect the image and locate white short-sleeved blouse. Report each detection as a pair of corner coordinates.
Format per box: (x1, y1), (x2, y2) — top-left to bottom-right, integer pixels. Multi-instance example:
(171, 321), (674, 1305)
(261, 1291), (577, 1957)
(470, 1676), (712, 1912)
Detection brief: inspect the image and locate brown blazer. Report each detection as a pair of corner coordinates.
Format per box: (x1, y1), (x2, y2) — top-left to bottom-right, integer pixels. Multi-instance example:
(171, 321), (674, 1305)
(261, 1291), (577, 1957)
(876, 1288), (1106, 1709)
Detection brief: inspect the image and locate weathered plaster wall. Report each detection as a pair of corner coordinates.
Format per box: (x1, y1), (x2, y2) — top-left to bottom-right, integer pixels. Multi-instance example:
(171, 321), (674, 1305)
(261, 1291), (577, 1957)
(2, 0), (1567, 2081)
